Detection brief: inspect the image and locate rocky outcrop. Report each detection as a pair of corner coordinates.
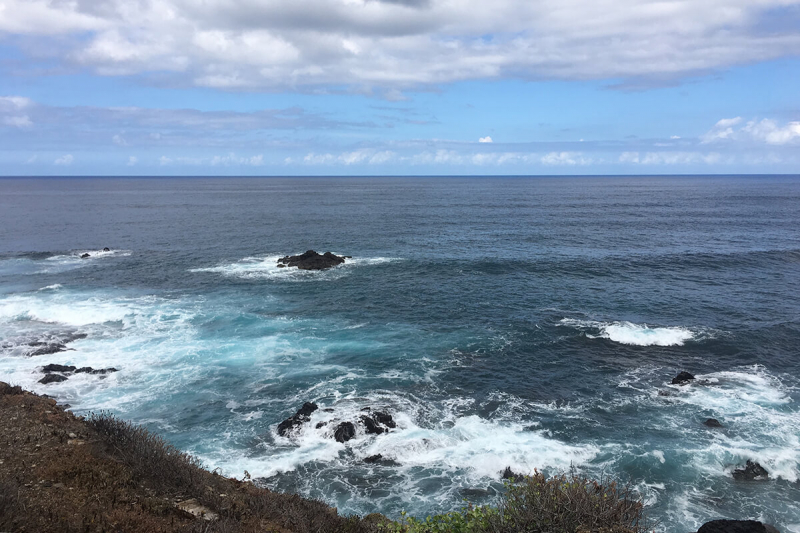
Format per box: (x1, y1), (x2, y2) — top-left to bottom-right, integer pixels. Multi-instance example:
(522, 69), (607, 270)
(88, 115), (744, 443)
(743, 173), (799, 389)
(277, 250), (346, 271)
(75, 367), (118, 375)
(672, 371), (695, 385)
(334, 422), (356, 443)
(42, 364), (77, 373)
(704, 418), (723, 428)
(501, 467), (525, 480)
(732, 460), (769, 481)
(39, 374), (68, 385)
(277, 402), (318, 437)
(359, 410), (396, 435)
(697, 520), (780, 533)
(80, 253), (90, 259)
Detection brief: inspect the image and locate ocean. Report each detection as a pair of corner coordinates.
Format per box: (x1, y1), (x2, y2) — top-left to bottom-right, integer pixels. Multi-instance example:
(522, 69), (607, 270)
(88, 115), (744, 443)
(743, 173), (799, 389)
(1, 176), (799, 531)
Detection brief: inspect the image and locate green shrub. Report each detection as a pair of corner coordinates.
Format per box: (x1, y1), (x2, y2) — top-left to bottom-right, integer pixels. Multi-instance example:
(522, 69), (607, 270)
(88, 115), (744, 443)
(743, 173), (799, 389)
(381, 471), (650, 533)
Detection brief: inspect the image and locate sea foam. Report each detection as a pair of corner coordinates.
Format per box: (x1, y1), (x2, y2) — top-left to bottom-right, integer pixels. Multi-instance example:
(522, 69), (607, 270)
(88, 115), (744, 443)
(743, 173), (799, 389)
(560, 318), (698, 346)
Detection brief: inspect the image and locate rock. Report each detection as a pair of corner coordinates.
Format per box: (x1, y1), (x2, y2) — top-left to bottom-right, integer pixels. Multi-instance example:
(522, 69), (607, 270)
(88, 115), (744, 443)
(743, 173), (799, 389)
(103, 247), (110, 252)
(334, 422), (356, 443)
(732, 460), (769, 481)
(176, 498), (219, 521)
(672, 371), (696, 385)
(697, 519), (780, 533)
(277, 250), (346, 271)
(277, 402), (318, 437)
(364, 454), (383, 463)
(42, 364), (77, 373)
(277, 263), (286, 268)
(315, 422), (328, 429)
(501, 467), (524, 480)
(75, 367), (118, 375)
(28, 343), (68, 356)
(360, 415), (385, 435)
(373, 411), (396, 428)
(80, 253), (90, 259)
(38, 374), (68, 385)
(704, 418), (723, 428)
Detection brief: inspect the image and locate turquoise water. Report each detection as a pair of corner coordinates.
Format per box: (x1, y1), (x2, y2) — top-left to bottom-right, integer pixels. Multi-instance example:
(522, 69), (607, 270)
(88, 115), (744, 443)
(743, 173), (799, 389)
(1, 176), (799, 531)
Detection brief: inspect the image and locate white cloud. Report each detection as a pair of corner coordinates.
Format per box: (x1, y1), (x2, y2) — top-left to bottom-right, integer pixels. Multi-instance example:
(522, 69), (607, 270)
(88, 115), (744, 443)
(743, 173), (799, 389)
(2, 1), (800, 90)
(159, 156), (173, 165)
(3, 115), (32, 127)
(209, 153), (265, 166)
(127, 156), (138, 166)
(54, 154), (73, 166)
(540, 152), (590, 166)
(620, 151), (723, 165)
(0, 96), (33, 110)
(703, 116), (800, 145)
(112, 134), (127, 146)
(478, 136), (493, 143)
(670, 135), (681, 140)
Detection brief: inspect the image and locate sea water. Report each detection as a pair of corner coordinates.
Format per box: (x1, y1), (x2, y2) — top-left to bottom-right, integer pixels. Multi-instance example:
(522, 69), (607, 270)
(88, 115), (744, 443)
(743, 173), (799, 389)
(1, 176), (799, 531)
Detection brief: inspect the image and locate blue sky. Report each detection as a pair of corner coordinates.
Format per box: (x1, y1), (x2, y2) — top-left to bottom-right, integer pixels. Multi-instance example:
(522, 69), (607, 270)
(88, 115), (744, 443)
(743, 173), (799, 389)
(0, 0), (799, 175)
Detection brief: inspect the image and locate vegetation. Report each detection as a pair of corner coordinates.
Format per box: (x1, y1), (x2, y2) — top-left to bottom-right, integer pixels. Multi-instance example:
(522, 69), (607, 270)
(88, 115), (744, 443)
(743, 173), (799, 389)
(382, 472), (650, 533)
(1, 382), (649, 532)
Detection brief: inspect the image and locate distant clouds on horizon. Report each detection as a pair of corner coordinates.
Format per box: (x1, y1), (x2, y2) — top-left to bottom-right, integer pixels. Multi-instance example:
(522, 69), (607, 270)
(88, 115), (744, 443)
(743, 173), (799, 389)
(0, 0), (799, 175)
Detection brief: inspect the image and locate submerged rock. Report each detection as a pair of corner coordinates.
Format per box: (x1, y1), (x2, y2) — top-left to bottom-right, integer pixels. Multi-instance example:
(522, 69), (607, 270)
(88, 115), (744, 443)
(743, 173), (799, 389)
(80, 253), (90, 259)
(277, 402), (318, 437)
(334, 421), (356, 443)
(364, 454), (383, 464)
(39, 374), (68, 385)
(28, 343), (68, 357)
(75, 367), (118, 375)
(103, 247), (110, 252)
(732, 460), (769, 481)
(277, 250), (346, 271)
(672, 371), (695, 385)
(697, 520), (780, 533)
(42, 364), (77, 373)
(704, 418), (723, 428)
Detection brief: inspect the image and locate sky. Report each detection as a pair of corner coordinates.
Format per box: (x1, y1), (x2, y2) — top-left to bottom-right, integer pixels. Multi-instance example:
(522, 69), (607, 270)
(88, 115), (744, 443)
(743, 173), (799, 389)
(0, 0), (799, 176)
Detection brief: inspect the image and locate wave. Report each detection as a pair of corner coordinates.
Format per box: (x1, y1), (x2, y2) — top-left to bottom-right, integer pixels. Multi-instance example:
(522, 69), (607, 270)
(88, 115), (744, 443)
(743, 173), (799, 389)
(560, 318), (703, 346)
(190, 255), (401, 281)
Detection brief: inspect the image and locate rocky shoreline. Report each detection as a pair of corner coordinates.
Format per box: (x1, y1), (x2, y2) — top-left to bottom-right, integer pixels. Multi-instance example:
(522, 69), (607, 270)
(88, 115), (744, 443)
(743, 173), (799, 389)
(0, 375), (784, 532)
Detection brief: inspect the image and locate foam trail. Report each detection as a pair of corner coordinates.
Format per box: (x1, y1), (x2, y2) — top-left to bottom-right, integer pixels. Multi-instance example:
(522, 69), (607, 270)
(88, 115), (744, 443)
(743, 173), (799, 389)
(190, 255), (401, 281)
(561, 318), (697, 346)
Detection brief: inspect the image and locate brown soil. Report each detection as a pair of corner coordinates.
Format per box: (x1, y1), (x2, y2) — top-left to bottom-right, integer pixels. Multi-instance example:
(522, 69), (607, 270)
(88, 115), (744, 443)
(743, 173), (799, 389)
(0, 382), (385, 533)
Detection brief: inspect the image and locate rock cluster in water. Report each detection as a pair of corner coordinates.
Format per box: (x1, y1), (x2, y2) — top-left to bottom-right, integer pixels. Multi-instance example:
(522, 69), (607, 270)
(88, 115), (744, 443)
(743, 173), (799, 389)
(671, 371), (695, 385)
(277, 250), (347, 270)
(18, 332), (87, 357)
(277, 402), (396, 444)
(37, 364), (117, 384)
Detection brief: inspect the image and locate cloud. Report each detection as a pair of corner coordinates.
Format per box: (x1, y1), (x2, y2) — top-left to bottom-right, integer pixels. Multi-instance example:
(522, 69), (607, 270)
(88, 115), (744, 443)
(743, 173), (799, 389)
(619, 151), (723, 165)
(3, 115), (32, 128)
(2, 1), (800, 91)
(540, 152), (591, 166)
(127, 156), (138, 166)
(54, 154), (73, 166)
(209, 153), (265, 166)
(478, 136), (493, 143)
(703, 116), (800, 145)
(112, 134), (127, 146)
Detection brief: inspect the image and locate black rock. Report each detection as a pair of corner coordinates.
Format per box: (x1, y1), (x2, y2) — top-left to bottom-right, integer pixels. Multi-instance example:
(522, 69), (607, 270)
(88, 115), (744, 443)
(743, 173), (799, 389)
(315, 422), (328, 429)
(704, 418), (723, 428)
(277, 250), (346, 271)
(28, 343), (68, 356)
(75, 367), (118, 375)
(732, 460), (769, 481)
(373, 411), (396, 428)
(364, 454), (383, 463)
(501, 467), (524, 480)
(672, 371), (696, 385)
(80, 253), (90, 259)
(697, 519), (780, 533)
(334, 421), (356, 443)
(42, 364), (77, 373)
(277, 402), (319, 437)
(39, 374), (68, 384)
(360, 415), (385, 435)
(103, 247), (110, 252)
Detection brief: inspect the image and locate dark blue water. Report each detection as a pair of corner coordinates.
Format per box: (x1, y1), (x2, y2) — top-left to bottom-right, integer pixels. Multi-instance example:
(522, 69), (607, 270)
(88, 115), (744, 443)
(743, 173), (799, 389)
(1, 176), (799, 531)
